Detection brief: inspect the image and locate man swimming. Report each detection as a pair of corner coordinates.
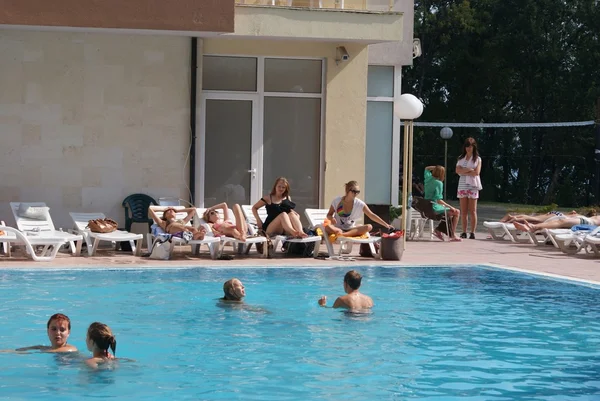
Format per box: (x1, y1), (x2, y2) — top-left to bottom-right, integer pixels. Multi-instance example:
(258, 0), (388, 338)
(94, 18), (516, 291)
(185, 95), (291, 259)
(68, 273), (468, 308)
(318, 270), (374, 310)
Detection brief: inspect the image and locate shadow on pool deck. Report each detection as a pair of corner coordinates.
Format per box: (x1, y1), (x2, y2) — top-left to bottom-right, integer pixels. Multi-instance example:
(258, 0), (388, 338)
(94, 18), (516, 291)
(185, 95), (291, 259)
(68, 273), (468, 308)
(1, 235), (599, 285)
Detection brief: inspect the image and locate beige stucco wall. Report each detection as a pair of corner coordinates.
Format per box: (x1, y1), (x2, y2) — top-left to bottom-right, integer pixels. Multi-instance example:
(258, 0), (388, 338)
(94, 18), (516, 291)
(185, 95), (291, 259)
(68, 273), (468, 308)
(232, 6), (403, 43)
(0, 30), (191, 230)
(203, 38), (369, 208)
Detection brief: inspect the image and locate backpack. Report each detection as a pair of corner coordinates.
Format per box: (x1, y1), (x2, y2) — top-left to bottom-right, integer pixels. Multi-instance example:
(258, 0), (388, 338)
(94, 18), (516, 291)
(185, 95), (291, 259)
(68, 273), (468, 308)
(282, 228), (317, 258)
(283, 241), (316, 258)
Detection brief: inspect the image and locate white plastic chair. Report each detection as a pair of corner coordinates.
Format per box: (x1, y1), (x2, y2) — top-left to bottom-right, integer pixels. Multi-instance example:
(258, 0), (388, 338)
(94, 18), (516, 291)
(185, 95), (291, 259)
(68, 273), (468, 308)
(304, 208), (380, 259)
(10, 202), (83, 256)
(0, 224), (69, 261)
(69, 212), (144, 256)
(240, 204), (321, 255)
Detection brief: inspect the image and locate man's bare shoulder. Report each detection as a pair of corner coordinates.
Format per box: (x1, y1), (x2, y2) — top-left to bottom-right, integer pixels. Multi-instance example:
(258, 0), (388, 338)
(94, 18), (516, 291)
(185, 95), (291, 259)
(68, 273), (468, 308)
(333, 294), (373, 309)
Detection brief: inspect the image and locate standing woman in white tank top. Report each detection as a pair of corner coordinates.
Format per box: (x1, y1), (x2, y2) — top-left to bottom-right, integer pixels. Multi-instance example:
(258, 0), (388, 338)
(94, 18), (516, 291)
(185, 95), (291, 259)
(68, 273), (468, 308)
(455, 137), (482, 239)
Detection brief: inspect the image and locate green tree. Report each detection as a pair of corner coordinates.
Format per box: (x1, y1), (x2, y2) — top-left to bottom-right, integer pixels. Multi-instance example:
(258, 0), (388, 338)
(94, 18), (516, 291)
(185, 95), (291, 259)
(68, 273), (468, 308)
(405, 0), (600, 206)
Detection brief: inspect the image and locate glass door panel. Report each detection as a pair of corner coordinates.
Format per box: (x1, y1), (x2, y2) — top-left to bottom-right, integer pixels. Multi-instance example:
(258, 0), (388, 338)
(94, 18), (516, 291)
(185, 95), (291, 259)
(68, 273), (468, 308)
(263, 96), (321, 223)
(203, 99), (254, 207)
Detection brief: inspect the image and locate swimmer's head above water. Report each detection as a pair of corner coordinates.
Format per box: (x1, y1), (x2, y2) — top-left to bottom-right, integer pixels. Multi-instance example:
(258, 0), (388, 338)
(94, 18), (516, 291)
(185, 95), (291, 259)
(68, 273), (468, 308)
(223, 278), (245, 302)
(47, 313), (72, 349)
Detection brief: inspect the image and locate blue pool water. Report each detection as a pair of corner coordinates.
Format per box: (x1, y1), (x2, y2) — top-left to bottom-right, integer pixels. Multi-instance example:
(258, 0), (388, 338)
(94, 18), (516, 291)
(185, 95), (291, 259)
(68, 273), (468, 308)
(0, 266), (599, 400)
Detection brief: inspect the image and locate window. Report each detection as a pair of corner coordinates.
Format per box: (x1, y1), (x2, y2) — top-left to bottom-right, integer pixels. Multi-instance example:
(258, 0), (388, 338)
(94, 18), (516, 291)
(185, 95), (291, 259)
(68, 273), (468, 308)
(365, 65), (398, 205)
(264, 58), (322, 94)
(202, 56), (257, 91)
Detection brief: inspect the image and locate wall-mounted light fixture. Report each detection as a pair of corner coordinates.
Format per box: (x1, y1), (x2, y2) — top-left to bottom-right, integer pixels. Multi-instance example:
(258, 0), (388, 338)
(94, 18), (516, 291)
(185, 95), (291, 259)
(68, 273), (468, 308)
(335, 46), (350, 65)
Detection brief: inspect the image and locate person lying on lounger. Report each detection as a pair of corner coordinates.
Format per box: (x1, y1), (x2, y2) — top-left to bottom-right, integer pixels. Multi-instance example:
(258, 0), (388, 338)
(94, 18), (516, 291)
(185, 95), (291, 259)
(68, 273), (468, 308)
(149, 206), (206, 240)
(499, 210), (586, 223)
(203, 203), (248, 241)
(514, 215), (600, 233)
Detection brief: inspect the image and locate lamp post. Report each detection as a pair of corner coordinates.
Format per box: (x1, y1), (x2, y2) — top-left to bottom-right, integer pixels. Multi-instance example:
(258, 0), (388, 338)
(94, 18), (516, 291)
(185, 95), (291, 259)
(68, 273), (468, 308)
(440, 127), (453, 200)
(394, 94), (424, 250)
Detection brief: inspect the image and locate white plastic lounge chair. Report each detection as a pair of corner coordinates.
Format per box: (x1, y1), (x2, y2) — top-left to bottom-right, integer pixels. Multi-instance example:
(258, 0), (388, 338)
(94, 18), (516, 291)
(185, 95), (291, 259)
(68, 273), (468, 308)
(0, 224), (70, 261)
(552, 227), (599, 255)
(482, 221), (531, 243)
(583, 228), (600, 256)
(304, 208), (380, 259)
(69, 212), (144, 256)
(545, 228), (578, 250)
(148, 205), (221, 259)
(0, 220), (10, 255)
(10, 202), (83, 256)
(240, 204), (321, 256)
(197, 207), (268, 258)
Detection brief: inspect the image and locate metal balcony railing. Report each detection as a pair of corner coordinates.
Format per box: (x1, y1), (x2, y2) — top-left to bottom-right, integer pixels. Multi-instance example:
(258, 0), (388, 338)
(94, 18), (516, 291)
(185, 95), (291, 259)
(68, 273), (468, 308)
(235, 0), (403, 13)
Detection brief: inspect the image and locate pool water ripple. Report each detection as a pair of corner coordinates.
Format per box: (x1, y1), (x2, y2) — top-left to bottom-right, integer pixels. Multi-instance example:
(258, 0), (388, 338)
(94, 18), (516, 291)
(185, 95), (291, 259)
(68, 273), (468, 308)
(0, 266), (599, 400)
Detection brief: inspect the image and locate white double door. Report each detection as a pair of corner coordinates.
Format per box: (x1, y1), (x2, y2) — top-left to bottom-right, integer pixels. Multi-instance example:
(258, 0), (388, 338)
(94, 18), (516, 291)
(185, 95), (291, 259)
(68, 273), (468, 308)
(198, 93), (261, 208)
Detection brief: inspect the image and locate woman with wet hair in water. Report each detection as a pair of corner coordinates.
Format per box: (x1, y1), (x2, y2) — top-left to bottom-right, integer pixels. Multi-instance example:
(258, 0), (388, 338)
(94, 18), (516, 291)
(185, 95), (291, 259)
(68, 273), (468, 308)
(85, 322), (117, 369)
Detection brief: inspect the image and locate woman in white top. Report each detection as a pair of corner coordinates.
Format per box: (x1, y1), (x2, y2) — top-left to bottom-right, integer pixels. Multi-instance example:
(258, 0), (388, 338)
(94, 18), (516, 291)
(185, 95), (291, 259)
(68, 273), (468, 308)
(455, 137), (482, 239)
(325, 181), (393, 237)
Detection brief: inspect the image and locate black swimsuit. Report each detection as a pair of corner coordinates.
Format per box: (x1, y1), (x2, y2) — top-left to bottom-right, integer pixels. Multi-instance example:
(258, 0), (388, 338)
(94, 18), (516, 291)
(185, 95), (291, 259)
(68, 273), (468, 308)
(262, 195), (290, 231)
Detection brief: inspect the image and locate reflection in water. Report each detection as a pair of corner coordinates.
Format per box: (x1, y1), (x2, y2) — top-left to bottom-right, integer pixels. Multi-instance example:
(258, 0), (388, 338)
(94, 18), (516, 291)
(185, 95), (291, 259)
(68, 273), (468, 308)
(216, 299), (271, 314)
(343, 309), (374, 321)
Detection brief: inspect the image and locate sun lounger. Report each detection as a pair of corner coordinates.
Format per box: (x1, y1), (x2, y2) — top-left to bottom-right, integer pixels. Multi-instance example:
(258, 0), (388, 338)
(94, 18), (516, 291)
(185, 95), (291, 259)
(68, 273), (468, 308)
(240, 204), (321, 256)
(10, 202), (83, 256)
(0, 224), (73, 261)
(304, 208), (380, 259)
(583, 229), (600, 256)
(196, 207), (268, 258)
(148, 205), (221, 259)
(553, 226), (600, 255)
(482, 221), (531, 243)
(69, 212), (144, 256)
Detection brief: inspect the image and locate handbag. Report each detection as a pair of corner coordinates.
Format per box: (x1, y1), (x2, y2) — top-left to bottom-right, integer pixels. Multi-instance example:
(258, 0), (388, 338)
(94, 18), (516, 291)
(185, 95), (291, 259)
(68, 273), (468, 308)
(87, 218), (118, 233)
(149, 235), (172, 260)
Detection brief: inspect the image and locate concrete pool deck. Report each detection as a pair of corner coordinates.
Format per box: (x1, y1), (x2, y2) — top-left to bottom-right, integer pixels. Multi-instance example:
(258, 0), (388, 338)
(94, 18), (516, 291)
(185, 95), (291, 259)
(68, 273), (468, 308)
(1, 236), (599, 285)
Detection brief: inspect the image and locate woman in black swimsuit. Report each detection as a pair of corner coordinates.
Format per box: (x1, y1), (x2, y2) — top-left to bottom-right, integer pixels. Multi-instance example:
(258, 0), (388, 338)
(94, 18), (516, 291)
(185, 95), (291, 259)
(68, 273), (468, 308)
(251, 177), (307, 238)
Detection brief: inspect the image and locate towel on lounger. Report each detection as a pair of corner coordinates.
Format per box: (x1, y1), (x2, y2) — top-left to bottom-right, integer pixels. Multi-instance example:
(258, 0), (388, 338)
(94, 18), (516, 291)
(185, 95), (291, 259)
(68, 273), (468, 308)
(570, 224), (598, 232)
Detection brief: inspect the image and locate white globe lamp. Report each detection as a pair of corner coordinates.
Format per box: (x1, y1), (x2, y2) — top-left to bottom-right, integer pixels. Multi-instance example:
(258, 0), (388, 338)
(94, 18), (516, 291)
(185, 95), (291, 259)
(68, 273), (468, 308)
(394, 94), (424, 250)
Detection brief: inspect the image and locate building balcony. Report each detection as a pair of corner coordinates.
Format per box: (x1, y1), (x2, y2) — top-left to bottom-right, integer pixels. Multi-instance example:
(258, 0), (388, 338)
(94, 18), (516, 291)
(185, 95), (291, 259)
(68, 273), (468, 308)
(233, 0), (409, 43)
(236, 0), (404, 12)
(0, 0), (234, 35)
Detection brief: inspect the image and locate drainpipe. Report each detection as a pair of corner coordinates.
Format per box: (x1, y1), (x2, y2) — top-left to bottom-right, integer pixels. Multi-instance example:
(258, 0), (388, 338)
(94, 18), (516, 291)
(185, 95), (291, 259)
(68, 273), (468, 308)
(189, 37), (198, 205)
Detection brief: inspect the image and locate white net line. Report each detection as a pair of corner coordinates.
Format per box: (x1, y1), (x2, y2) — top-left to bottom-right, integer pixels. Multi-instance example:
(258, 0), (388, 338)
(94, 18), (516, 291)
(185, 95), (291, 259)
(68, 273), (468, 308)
(401, 121), (595, 128)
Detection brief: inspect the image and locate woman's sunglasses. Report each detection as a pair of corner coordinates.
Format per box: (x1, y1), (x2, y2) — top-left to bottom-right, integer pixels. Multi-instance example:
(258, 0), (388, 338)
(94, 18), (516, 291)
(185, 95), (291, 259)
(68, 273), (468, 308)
(350, 189), (361, 194)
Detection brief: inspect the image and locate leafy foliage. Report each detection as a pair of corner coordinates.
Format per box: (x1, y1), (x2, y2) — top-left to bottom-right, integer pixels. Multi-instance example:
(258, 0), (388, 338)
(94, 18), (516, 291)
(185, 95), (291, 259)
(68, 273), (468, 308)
(404, 0), (600, 207)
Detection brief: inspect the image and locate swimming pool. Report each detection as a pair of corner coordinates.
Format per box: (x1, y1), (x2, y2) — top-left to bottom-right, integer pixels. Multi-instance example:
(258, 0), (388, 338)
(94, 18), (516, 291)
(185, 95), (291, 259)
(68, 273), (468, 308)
(0, 266), (599, 400)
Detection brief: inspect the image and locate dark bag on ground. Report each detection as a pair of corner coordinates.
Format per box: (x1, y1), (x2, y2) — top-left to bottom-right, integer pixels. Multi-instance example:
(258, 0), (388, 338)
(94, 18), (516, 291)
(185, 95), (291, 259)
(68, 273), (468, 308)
(359, 242), (380, 257)
(282, 228), (316, 257)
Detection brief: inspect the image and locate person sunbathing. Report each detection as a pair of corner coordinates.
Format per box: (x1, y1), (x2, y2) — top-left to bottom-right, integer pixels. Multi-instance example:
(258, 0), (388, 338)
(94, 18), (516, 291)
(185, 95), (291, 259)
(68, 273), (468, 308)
(499, 210), (580, 223)
(203, 202), (248, 241)
(149, 206), (206, 240)
(514, 215), (600, 233)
